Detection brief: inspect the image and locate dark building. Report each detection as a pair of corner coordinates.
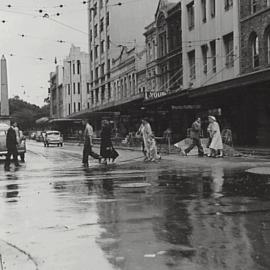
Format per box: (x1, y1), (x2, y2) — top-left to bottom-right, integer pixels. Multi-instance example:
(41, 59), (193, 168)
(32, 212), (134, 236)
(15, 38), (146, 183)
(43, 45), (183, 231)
(238, 0), (270, 146)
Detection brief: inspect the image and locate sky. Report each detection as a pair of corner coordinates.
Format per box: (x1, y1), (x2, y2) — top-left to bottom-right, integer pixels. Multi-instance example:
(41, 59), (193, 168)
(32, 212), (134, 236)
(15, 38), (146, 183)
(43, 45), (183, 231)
(0, 0), (89, 107)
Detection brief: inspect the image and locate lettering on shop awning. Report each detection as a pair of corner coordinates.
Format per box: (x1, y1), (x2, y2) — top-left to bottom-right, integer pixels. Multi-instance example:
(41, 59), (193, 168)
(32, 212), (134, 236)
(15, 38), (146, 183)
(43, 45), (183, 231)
(172, 105), (202, 110)
(144, 91), (167, 100)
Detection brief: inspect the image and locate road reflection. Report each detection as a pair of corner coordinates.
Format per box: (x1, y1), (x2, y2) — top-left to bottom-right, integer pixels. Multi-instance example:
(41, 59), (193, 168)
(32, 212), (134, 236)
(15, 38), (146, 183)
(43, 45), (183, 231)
(90, 164), (270, 270)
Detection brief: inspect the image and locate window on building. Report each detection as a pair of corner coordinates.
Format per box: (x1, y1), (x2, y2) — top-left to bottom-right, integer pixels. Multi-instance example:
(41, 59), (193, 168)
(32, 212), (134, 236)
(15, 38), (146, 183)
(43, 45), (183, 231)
(101, 40), (105, 54)
(187, 2), (195, 30)
(100, 18), (104, 32)
(224, 32), (234, 68)
(201, 44), (208, 74)
(101, 86), (105, 102)
(101, 63), (105, 77)
(95, 89), (99, 103)
(78, 82), (81, 94)
(188, 50), (196, 80)
(95, 66), (99, 79)
(93, 3), (97, 16)
(210, 0), (215, 17)
(106, 12), (109, 26)
(108, 82), (111, 100)
(90, 50), (93, 61)
(210, 40), (216, 73)
(107, 59), (110, 72)
(100, 0), (103, 9)
(73, 102), (76, 112)
(91, 91), (94, 104)
(251, 0), (257, 14)
(77, 60), (80, 74)
(251, 34), (260, 68)
(78, 102), (81, 111)
(87, 102), (90, 109)
(94, 24), (98, 37)
(87, 83), (90, 94)
(201, 0), (206, 22)
(91, 71), (94, 82)
(68, 104), (71, 114)
(72, 63), (75, 74)
(95, 45), (99, 59)
(107, 35), (110, 49)
(90, 30), (92, 42)
(73, 83), (76, 94)
(224, 0), (233, 11)
(67, 84), (71, 95)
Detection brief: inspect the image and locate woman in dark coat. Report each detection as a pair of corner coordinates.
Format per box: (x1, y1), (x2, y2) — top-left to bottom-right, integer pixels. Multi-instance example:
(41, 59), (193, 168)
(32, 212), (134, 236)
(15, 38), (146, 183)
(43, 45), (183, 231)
(100, 120), (118, 164)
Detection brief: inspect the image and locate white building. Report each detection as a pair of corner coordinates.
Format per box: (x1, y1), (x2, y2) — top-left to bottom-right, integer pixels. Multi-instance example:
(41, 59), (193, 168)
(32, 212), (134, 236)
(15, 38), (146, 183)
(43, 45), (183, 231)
(181, 0), (240, 89)
(63, 45), (90, 117)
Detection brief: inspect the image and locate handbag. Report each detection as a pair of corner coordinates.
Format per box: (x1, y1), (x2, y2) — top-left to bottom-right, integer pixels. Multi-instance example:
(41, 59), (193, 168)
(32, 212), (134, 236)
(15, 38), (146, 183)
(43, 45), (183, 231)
(110, 147), (119, 160)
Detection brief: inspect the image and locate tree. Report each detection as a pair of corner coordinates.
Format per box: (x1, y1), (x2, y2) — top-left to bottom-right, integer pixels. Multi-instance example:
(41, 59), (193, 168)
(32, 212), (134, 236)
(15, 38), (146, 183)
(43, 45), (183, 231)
(8, 97), (50, 130)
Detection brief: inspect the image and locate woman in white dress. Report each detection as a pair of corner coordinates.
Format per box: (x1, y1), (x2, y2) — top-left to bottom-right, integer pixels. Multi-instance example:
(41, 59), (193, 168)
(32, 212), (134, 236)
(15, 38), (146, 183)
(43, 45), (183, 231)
(137, 119), (152, 161)
(207, 116), (223, 157)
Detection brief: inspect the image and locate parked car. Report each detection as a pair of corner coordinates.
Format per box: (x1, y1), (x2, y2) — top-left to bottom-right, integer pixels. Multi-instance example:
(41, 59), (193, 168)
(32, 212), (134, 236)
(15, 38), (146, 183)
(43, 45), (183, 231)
(44, 131), (63, 147)
(0, 123), (26, 161)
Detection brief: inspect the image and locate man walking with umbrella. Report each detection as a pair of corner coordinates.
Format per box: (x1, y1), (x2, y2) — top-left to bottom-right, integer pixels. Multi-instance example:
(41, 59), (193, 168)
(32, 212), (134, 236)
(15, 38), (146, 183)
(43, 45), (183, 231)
(182, 117), (204, 157)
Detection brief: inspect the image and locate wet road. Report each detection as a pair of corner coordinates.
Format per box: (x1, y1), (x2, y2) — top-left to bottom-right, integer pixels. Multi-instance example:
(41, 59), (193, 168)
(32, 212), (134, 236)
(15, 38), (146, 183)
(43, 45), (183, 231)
(0, 141), (270, 270)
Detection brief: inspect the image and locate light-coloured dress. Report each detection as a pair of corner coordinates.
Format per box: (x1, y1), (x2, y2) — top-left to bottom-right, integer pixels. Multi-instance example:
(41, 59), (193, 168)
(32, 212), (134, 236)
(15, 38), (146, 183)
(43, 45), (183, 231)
(208, 122), (223, 150)
(139, 123), (152, 158)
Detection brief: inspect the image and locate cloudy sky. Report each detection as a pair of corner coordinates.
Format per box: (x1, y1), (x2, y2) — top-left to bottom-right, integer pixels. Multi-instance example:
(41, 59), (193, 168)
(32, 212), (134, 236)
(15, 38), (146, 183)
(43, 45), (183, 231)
(0, 0), (89, 106)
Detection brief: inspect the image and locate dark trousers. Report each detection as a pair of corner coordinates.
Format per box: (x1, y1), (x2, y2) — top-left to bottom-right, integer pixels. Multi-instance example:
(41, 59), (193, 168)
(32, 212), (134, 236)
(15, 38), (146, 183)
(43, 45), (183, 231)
(82, 140), (100, 164)
(5, 149), (19, 168)
(185, 138), (204, 156)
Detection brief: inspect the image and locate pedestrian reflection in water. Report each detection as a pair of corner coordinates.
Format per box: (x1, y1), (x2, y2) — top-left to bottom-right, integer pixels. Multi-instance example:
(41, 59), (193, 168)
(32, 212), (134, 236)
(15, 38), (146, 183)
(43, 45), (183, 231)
(5, 174), (19, 201)
(210, 166), (224, 198)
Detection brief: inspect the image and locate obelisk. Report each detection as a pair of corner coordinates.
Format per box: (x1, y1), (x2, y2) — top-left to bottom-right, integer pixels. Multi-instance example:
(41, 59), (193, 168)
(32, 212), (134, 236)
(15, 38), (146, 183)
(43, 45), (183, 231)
(0, 55), (10, 124)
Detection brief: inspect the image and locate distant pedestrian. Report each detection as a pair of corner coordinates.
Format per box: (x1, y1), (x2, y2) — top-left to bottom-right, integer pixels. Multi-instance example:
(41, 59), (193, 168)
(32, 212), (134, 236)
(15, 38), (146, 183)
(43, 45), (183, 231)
(182, 117), (204, 157)
(136, 118), (153, 161)
(207, 116), (223, 157)
(82, 119), (101, 167)
(100, 120), (118, 164)
(148, 134), (161, 162)
(4, 121), (20, 171)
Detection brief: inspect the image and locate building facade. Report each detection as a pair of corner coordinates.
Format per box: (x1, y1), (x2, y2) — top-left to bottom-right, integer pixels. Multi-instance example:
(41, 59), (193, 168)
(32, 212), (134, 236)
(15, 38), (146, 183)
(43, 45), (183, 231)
(49, 65), (64, 119)
(87, 0), (158, 113)
(144, 0), (182, 99)
(237, 0), (270, 146)
(181, 0), (240, 89)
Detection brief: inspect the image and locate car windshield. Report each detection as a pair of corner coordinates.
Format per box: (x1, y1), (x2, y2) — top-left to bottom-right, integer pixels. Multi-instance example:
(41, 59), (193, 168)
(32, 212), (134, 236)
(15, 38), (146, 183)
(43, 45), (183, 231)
(47, 132), (60, 136)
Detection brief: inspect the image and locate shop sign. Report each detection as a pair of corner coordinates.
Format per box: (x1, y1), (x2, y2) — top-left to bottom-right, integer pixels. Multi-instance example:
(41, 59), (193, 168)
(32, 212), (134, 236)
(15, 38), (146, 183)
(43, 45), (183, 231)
(145, 91), (167, 100)
(172, 105), (202, 110)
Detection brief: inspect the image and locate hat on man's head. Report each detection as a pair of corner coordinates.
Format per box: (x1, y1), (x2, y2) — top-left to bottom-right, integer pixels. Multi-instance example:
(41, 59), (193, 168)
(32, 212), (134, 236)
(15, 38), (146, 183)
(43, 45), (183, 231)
(208, 115), (216, 121)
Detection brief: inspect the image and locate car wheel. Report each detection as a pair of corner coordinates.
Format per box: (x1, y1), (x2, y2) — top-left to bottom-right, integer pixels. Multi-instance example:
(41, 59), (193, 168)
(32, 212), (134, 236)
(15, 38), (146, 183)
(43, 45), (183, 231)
(20, 153), (25, 162)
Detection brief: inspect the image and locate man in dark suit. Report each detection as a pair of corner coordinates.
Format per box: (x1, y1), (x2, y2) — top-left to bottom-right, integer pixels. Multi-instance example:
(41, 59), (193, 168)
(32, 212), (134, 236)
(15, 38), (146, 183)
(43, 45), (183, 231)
(183, 117), (204, 157)
(4, 121), (20, 171)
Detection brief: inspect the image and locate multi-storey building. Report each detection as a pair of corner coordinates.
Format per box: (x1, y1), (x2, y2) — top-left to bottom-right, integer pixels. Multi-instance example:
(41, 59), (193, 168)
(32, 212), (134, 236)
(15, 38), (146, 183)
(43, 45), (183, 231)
(181, 0), (239, 89)
(63, 45), (90, 117)
(237, 0), (270, 146)
(49, 65), (64, 118)
(143, 0), (183, 137)
(87, 0), (158, 112)
(144, 0), (182, 97)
